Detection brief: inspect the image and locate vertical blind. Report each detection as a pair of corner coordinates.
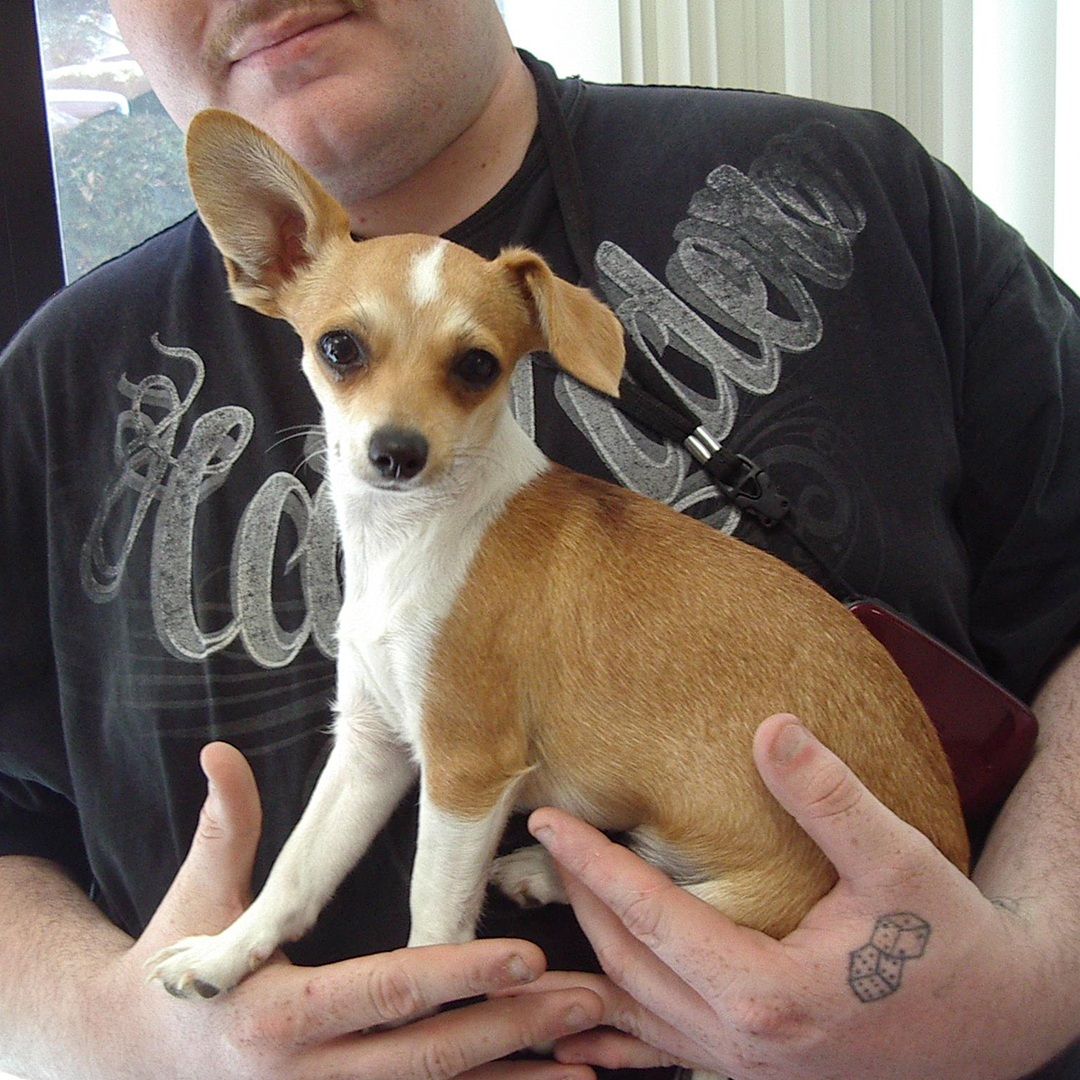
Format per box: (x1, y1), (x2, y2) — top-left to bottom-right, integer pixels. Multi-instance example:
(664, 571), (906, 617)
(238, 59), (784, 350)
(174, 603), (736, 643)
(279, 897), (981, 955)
(503, 0), (1076, 289)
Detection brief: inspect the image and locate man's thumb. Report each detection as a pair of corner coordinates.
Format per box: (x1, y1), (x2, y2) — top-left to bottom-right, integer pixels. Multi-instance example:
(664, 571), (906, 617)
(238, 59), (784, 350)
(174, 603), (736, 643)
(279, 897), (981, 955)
(752, 714), (920, 885)
(140, 742), (262, 948)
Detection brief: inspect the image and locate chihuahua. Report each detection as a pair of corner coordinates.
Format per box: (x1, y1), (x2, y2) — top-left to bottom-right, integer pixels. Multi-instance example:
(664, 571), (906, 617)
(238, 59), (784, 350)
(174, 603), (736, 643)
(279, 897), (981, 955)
(147, 110), (968, 1007)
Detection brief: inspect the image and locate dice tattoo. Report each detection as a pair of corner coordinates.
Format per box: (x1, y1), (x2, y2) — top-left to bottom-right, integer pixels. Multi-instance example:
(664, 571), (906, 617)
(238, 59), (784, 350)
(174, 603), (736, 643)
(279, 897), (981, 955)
(848, 913), (931, 1003)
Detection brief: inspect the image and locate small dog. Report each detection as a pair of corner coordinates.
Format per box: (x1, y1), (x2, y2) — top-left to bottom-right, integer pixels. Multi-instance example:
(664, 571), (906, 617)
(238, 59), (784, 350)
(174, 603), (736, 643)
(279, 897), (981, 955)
(148, 110), (968, 1005)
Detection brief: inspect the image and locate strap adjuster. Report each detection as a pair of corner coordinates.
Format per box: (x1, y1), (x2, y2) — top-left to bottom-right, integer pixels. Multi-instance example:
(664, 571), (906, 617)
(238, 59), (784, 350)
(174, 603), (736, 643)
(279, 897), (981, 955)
(684, 426), (722, 464)
(684, 426), (791, 528)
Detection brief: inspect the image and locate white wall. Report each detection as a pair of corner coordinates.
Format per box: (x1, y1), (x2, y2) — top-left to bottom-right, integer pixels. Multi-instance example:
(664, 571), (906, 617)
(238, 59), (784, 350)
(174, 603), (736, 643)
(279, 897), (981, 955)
(1055, 0), (1079, 291)
(502, 0), (623, 82)
(973, 0), (1058, 266)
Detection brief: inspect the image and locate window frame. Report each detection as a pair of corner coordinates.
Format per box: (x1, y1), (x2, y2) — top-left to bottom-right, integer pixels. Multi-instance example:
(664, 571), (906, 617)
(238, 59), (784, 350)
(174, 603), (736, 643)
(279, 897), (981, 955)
(1, 0), (66, 352)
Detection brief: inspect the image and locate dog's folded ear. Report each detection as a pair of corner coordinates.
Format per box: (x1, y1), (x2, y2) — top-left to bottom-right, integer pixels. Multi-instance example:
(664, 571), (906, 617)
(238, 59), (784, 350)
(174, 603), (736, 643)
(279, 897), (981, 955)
(496, 248), (625, 398)
(185, 109), (351, 318)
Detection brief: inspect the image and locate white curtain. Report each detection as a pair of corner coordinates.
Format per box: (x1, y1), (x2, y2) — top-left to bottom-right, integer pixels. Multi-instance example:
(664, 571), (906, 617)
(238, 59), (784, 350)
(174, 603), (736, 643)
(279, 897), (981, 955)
(618, 1), (955, 164)
(502, 0), (1076, 289)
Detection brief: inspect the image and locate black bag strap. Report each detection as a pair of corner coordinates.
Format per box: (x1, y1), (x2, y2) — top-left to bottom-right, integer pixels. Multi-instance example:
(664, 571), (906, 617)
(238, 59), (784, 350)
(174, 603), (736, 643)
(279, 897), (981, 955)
(525, 52), (858, 602)
(613, 343), (793, 529)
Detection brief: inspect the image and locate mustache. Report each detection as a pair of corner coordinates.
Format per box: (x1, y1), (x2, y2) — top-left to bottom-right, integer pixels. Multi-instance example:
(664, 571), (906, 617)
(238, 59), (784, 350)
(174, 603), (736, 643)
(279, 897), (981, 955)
(203, 0), (371, 71)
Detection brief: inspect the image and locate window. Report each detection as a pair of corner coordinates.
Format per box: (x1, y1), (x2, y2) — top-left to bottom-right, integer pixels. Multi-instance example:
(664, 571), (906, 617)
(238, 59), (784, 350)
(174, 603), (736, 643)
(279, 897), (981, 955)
(35, 0), (193, 283)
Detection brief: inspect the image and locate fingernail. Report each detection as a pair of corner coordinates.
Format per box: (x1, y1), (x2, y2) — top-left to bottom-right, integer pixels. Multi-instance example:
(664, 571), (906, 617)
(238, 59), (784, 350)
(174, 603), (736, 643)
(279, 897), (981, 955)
(772, 721), (809, 763)
(503, 954), (535, 985)
(531, 824), (553, 846)
(560, 1003), (592, 1031)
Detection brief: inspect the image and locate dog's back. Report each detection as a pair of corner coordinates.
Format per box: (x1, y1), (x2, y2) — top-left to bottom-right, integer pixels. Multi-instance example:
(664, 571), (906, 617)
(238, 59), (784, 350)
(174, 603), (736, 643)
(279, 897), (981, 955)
(422, 463), (969, 937)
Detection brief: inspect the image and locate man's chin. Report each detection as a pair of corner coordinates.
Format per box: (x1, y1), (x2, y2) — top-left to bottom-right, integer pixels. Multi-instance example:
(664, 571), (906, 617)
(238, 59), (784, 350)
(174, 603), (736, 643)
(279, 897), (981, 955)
(224, 74), (414, 198)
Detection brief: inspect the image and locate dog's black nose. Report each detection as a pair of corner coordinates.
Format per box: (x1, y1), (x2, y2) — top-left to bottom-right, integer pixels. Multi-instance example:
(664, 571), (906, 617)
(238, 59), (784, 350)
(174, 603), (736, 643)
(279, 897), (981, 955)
(368, 427), (429, 481)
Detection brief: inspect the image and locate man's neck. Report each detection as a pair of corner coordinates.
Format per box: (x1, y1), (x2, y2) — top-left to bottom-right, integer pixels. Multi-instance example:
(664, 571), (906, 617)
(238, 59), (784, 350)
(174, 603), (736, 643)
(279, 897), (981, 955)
(345, 51), (538, 238)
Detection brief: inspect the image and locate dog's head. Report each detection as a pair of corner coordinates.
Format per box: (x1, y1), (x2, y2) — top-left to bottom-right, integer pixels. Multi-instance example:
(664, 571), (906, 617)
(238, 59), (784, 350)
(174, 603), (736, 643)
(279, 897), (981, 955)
(185, 109), (625, 494)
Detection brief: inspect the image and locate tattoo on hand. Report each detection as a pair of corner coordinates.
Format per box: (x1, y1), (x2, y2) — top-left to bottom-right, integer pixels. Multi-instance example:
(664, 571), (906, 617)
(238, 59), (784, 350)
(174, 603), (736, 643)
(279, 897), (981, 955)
(847, 913), (931, 1003)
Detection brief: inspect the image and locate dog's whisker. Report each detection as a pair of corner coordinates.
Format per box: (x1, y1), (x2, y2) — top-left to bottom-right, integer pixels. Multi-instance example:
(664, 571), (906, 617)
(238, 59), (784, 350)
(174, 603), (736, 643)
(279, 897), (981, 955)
(450, 446), (504, 469)
(294, 448), (329, 476)
(275, 423), (323, 434)
(268, 432), (322, 454)
(268, 425), (325, 454)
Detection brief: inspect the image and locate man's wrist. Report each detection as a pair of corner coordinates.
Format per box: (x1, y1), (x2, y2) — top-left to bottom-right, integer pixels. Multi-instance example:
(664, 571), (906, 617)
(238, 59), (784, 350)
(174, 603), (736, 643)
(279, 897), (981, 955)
(0, 857), (140, 1079)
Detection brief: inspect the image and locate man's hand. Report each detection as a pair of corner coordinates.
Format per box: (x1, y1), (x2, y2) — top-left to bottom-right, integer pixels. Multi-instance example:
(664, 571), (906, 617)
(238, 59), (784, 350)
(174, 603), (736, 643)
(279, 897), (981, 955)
(510, 714), (1077, 1080)
(97, 742), (603, 1080)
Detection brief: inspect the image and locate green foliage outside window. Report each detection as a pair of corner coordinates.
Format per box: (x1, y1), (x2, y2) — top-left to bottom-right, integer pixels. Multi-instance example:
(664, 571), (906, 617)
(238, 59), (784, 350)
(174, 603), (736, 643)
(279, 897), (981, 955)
(52, 96), (194, 280)
(37, 0), (194, 281)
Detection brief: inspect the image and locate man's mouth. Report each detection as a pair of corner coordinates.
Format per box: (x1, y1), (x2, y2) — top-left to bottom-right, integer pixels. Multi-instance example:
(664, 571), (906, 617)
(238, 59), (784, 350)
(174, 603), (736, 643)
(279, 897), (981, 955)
(227, 4), (355, 66)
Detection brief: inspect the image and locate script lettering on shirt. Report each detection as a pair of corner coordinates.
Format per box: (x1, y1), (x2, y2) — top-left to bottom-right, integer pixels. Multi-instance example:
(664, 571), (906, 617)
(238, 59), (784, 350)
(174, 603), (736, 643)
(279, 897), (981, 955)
(79, 123), (867, 671)
(81, 334), (341, 666)
(556, 121), (867, 527)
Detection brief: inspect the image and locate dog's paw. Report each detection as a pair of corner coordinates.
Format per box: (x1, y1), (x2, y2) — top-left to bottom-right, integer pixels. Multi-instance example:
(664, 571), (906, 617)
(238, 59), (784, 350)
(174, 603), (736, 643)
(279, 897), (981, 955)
(144, 933), (268, 1001)
(490, 844), (567, 908)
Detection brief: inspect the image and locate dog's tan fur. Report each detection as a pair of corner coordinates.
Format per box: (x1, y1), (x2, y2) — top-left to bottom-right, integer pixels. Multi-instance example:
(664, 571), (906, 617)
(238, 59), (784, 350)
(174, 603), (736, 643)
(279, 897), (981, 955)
(423, 464), (967, 936)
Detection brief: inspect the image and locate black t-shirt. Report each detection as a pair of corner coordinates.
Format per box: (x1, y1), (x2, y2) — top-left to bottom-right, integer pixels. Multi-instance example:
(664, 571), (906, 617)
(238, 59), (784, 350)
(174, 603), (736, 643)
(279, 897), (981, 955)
(2, 58), (1079, 1078)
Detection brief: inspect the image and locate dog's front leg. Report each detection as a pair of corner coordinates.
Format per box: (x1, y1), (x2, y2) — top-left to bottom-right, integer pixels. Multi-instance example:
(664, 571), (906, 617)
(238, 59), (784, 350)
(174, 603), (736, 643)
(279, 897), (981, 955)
(148, 715), (415, 999)
(407, 775), (525, 948)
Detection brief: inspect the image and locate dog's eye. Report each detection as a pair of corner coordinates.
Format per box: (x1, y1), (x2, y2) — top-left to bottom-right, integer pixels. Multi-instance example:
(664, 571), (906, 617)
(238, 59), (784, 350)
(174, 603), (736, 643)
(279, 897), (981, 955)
(318, 330), (365, 369)
(451, 349), (500, 389)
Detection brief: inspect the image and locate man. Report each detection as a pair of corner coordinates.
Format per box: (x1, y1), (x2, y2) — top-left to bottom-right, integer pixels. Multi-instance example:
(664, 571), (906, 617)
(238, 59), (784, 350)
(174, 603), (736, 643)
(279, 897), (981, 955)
(1, 1), (1077, 1077)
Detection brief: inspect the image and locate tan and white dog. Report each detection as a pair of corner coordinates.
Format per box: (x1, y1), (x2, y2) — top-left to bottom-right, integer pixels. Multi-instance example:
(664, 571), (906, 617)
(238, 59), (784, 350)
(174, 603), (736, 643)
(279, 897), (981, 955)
(147, 110), (969, 1005)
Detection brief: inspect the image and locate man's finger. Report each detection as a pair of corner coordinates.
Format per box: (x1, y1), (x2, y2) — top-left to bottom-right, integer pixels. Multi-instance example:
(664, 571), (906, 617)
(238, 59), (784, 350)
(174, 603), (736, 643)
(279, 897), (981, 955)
(139, 742), (263, 949)
(461, 1062), (596, 1080)
(752, 714), (927, 885)
(310, 986), (605, 1080)
(554, 863), (715, 1022)
(492, 969), (704, 1067)
(528, 809), (778, 1002)
(268, 940), (553, 1044)
(555, 1027), (681, 1072)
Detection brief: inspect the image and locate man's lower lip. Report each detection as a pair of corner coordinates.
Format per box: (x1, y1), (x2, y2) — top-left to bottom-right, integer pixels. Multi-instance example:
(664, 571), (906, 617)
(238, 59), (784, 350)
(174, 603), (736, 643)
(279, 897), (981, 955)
(234, 13), (351, 68)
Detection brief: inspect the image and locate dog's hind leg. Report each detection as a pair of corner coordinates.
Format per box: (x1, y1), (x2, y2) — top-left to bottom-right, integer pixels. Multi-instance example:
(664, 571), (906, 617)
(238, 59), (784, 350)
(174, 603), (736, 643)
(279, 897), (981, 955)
(681, 857), (835, 940)
(629, 825), (835, 940)
(490, 843), (568, 908)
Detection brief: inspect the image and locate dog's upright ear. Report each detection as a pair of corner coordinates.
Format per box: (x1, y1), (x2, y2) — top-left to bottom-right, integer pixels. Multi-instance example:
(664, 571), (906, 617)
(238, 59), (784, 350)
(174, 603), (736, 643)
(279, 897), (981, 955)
(185, 109), (351, 318)
(496, 247), (625, 398)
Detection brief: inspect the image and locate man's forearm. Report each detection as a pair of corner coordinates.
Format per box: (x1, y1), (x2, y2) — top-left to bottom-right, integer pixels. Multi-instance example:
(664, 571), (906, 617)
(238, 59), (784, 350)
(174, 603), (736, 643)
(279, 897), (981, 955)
(971, 643), (1080, 1052)
(0, 856), (133, 1079)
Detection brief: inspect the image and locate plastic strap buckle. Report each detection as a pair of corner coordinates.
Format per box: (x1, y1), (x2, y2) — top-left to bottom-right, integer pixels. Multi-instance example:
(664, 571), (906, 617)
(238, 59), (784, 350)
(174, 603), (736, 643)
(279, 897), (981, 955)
(684, 426), (791, 528)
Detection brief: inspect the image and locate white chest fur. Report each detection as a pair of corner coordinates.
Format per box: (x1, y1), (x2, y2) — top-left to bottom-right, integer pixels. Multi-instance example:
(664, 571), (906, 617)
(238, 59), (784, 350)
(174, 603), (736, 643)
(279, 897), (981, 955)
(330, 409), (548, 749)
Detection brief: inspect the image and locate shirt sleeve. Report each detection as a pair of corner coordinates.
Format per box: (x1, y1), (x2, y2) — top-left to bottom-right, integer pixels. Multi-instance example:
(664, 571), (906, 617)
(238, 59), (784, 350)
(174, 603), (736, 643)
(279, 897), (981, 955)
(938, 163), (1080, 699)
(0, 324), (92, 889)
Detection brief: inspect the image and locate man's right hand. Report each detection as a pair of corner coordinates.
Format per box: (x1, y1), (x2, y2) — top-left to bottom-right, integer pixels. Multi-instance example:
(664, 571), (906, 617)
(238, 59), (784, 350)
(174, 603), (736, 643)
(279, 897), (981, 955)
(103, 742), (602, 1080)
